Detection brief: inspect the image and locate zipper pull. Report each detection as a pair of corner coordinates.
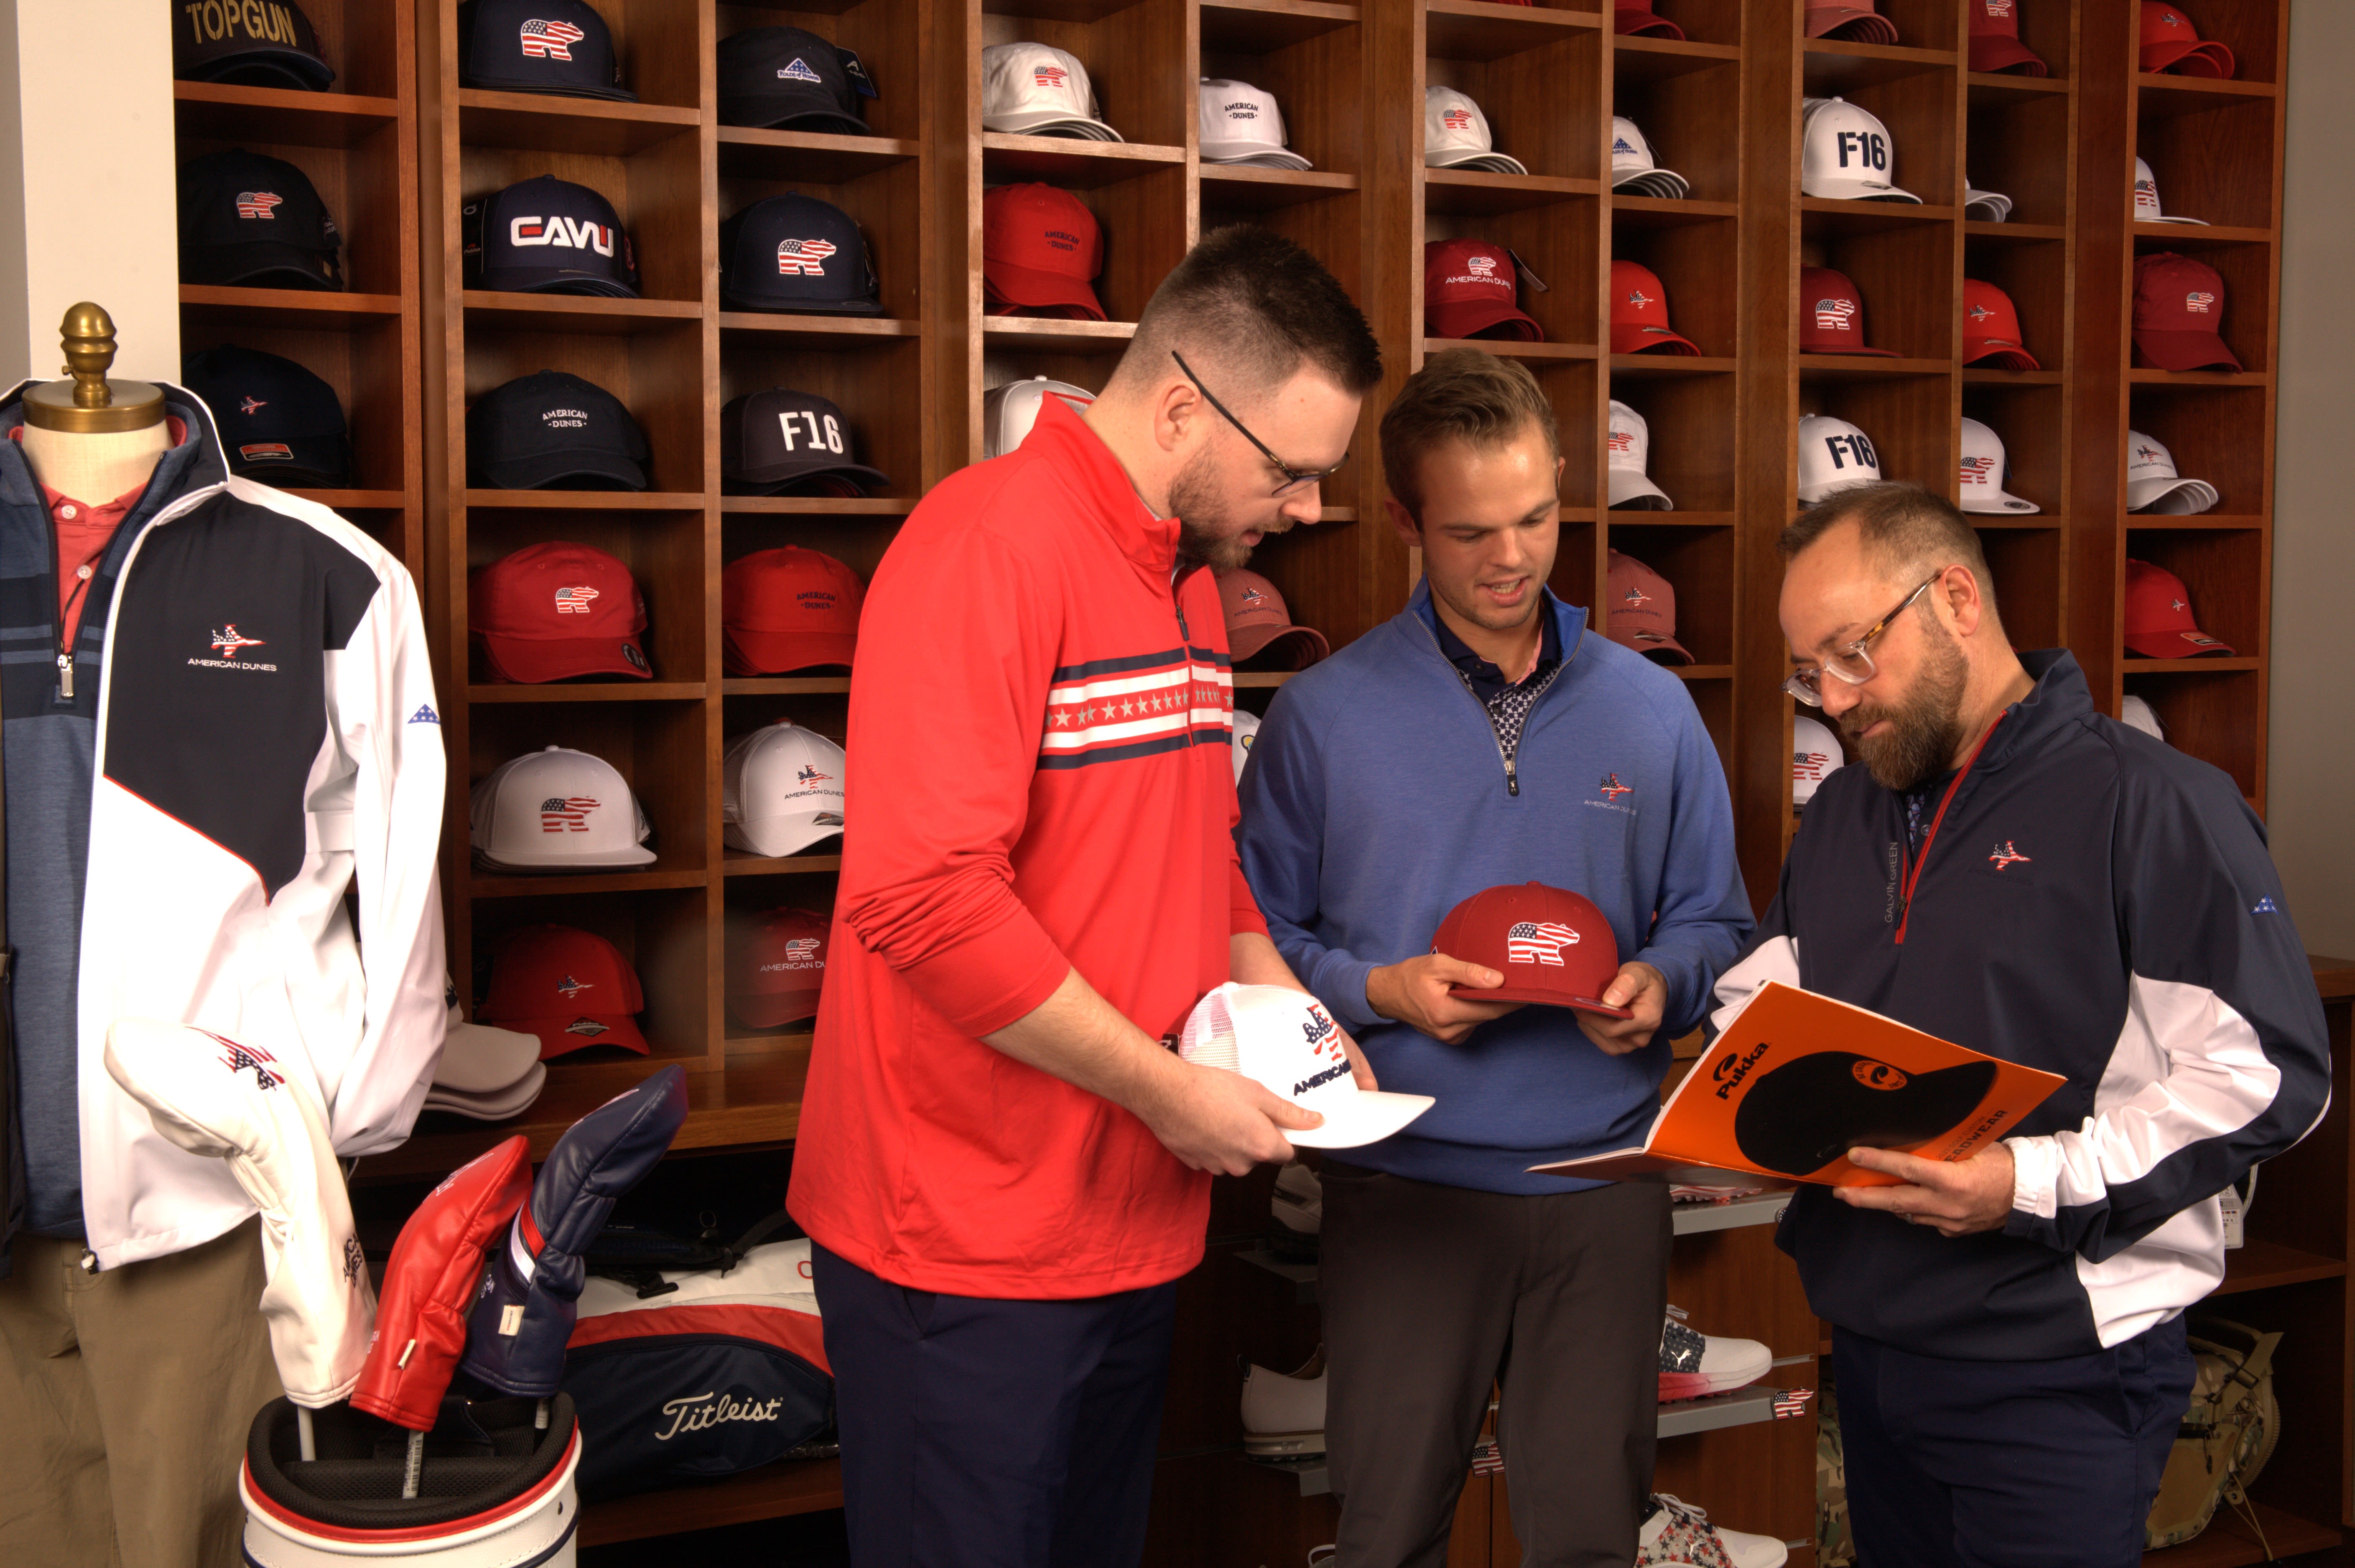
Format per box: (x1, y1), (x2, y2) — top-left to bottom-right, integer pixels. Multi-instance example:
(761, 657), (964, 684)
(56, 652), (74, 700)
(1504, 756), (1519, 797)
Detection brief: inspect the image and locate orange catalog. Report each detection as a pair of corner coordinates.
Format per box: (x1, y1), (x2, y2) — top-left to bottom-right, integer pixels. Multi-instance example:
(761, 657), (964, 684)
(1530, 981), (2065, 1188)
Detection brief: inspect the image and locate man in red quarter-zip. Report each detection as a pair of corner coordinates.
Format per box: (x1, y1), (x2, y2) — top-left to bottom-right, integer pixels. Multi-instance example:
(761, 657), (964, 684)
(1713, 482), (2329, 1568)
(787, 226), (1383, 1568)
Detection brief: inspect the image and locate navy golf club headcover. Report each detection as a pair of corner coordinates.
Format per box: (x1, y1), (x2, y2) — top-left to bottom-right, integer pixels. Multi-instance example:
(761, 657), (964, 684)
(461, 1065), (689, 1395)
(1732, 1051), (1997, 1179)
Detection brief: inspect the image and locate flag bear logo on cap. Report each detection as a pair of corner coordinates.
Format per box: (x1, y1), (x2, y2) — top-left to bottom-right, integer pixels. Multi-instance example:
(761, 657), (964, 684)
(179, 148), (343, 290)
(1969, 0), (2048, 76)
(1178, 983), (1433, 1148)
(1425, 86), (1526, 176)
(982, 42), (1121, 140)
(459, 0), (635, 100)
(1957, 417), (2037, 514)
(1606, 402), (1673, 511)
(1793, 714), (1846, 808)
(472, 748), (656, 870)
(725, 194), (884, 316)
(1799, 266), (1898, 357)
(729, 907), (831, 1029)
(2133, 252), (2240, 371)
(1432, 883), (1634, 1018)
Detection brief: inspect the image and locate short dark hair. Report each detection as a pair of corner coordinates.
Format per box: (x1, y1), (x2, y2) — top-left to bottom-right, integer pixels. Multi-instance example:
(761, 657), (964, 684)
(1112, 224), (1382, 401)
(1780, 481), (1997, 613)
(1378, 348), (1560, 521)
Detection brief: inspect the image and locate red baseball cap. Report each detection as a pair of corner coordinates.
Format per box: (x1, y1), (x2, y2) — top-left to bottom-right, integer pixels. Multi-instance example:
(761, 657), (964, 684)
(470, 541), (650, 683)
(1604, 549), (1692, 665)
(722, 547), (864, 675)
(2139, 3), (2234, 78)
(728, 907), (830, 1029)
(1614, 0), (1682, 36)
(1610, 260), (1700, 356)
(1806, 2), (1898, 43)
(1424, 239), (1543, 341)
(2132, 252), (2240, 371)
(983, 183), (1105, 321)
(1969, 0), (2047, 75)
(1799, 265), (1896, 357)
(2123, 558), (2233, 658)
(480, 924), (649, 1059)
(1433, 882), (1633, 1018)
(1961, 279), (2039, 371)
(1217, 567), (1329, 669)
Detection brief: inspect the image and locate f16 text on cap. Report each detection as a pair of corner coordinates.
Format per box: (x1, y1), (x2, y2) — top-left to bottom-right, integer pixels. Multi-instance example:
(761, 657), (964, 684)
(1833, 128), (1889, 173)
(1821, 429), (1878, 471)
(777, 408), (846, 456)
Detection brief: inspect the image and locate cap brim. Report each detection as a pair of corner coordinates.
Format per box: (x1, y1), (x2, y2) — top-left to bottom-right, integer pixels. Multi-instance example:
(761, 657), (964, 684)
(1627, 630), (1695, 665)
(1429, 300), (1545, 341)
(512, 1013), (651, 1059)
(1203, 147), (1314, 171)
(1960, 489), (2040, 515)
(1607, 468), (1673, 509)
(1807, 10), (1901, 43)
(2142, 215), (2210, 226)
(1969, 36), (2049, 76)
(1803, 178), (1923, 204)
(182, 54), (337, 92)
(2124, 628), (2235, 658)
(475, 447), (649, 491)
(1614, 8), (1685, 38)
(2126, 477), (2219, 514)
(728, 990), (822, 1030)
(724, 288), (888, 316)
(1965, 198), (2013, 222)
(182, 244), (340, 290)
(464, 75), (637, 103)
(2132, 329), (2242, 372)
(1285, 1090), (1435, 1149)
(475, 632), (653, 684)
(1612, 171), (1691, 200)
(985, 111), (1123, 141)
(485, 270), (642, 300)
(719, 96), (867, 134)
(1801, 342), (1902, 357)
(1425, 148), (1530, 176)
(1448, 983), (1636, 1018)
(475, 840), (658, 871)
(1230, 625), (1330, 669)
(423, 1062), (548, 1123)
(723, 627), (859, 675)
(1963, 341), (2041, 371)
(1612, 324), (1702, 356)
(726, 460), (888, 494)
(433, 1020), (546, 1094)
(224, 433), (351, 486)
(725, 814), (846, 858)
(983, 259), (1107, 319)
(2143, 41), (2235, 78)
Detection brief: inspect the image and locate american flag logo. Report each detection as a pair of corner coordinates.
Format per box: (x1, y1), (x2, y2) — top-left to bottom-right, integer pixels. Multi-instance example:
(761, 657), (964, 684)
(1470, 1438), (1504, 1476)
(236, 191), (283, 220)
(1814, 298), (1855, 330)
(1598, 773), (1632, 799)
(555, 972), (593, 998)
(1466, 255), (1498, 277)
(778, 237), (837, 276)
(1608, 430), (1634, 453)
(1960, 454), (1995, 481)
(240, 396), (267, 415)
(520, 19), (586, 59)
(2184, 291), (2215, 313)
(780, 58), (823, 84)
(1621, 583), (1650, 606)
(554, 585), (599, 614)
(1506, 920), (1578, 965)
(210, 624), (266, 659)
(1985, 0), (2014, 15)
(1773, 1388), (1815, 1419)
(1968, 302), (1994, 322)
(1987, 840), (2031, 871)
(797, 764), (833, 784)
(1033, 64), (1068, 88)
(541, 796), (599, 832)
(205, 1031), (282, 1090)
(784, 937), (821, 959)
(1625, 289), (1656, 310)
(1443, 109), (1473, 132)
(1612, 137), (1637, 155)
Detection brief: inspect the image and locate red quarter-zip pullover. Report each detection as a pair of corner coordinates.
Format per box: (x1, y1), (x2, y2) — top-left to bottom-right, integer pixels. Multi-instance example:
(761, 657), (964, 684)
(788, 395), (1265, 1298)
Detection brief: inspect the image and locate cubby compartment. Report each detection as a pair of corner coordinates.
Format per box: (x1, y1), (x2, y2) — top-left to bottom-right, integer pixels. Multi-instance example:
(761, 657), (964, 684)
(1200, 192), (1367, 331)
(1961, 232), (2063, 376)
(461, 319), (706, 495)
(178, 313), (413, 496)
(1609, 44), (1741, 207)
(1607, 372), (1737, 513)
(1199, 6), (1361, 177)
(1967, 0), (2072, 82)
(1971, 525), (2062, 649)
(2138, 0), (2282, 87)
(1963, 81), (2070, 229)
(719, 333), (922, 498)
(978, 0), (1191, 150)
(2121, 668), (2264, 799)
(1960, 382), (2062, 516)
(177, 124), (410, 298)
(980, 164), (1188, 327)
(721, 877), (840, 1047)
(720, 511), (899, 614)
(1423, 196), (1601, 349)
(451, 0), (706, 109)
(1600, 520), (1734, 668)
(1610, 216), (1738, 360)
(1226, 511), (1359, 660)
(1796, 372), (1956, 502)
(1799, 208), (1957, 361)
(2124, 384), (2269, 517)
(466, 886), (713, 1064)
(466, 697), (712, 877)
(2127, 233), (2273, 375)
(716, 685), (851, 875)
(717, 159), (920, 324)
(461, 503), (707, 687)
(2133, 92), (2277, 232)
(2123, 526), (2266, 663)
(1613, 0), (1741, 51)
(718, 0), (928, 139)
(457, 127), (704, 303)
(1798, 56), (1958, 212)
(1427, 16), (1603, 182)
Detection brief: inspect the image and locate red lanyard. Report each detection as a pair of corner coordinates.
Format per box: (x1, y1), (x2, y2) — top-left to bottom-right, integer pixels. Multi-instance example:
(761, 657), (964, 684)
(1894, 713), (2004, 945)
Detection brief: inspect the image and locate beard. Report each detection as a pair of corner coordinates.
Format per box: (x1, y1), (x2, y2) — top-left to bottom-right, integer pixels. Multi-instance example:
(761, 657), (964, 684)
(1838, 614), (1970, 792)
(1170, 445), (1290, 570)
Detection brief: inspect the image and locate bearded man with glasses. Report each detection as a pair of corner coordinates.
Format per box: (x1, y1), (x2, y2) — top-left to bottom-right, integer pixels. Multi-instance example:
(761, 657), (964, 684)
(1713, 481), (2330, 1568)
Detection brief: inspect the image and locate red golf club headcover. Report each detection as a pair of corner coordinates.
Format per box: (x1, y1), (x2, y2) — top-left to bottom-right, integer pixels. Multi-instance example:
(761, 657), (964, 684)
(351, 1136), (532, 1430)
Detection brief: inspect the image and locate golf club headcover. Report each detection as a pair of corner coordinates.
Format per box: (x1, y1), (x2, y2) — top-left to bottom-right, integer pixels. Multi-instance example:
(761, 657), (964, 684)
(462, 1065), (688, 1396)
(102, 1018), (376, 1408)
(351, 1135), (532, 1430)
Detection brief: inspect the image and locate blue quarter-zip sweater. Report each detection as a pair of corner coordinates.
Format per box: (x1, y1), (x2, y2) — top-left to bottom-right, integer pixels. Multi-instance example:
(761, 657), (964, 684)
(1236, 583), (1754, 1194)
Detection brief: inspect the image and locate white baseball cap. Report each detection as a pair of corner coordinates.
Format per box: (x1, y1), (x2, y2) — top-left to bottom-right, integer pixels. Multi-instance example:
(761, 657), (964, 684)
(2120, 694), (2167, 741)
(1796, 414), (1883, 503)
(1958, 417), (2037, 514)
(470, 746), (655, 871)
(432, 983), (543, 1097)
(1793, 714), (1846, 808)
(981, 42), (1120, 141)
(1178, 982), (1433, 1149)
(2133, 157), (2206, 225)
(1607, 400), (1672, 510)
(984, 375), (1095, 458)
(1801, 98), (1919, 204)
(723, 720), (848, 857)
(2125, 430), (2219, 514)
(1231, 708), (1260, 786)
(1609, 116), (1688, 199)
(1965, 184), (2012, 222)
(423, 1060), (547, 1123)
(1425, 86), (1525, 176)
(1199, 78), (1310, 170)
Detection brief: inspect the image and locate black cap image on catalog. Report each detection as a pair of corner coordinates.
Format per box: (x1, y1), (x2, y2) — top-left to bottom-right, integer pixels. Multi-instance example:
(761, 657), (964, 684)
(1731, 1051), (1999, 1179)
(719, 26), (869, 134)
(458, 0), (635, 101)
(174, 0), (335, 91)
(184, 346), (351, 487)
(178, 148), (343, 291)
(468, 370), (650, 491)
(464, 176), (640, 298)
(721, 194), (882, 316)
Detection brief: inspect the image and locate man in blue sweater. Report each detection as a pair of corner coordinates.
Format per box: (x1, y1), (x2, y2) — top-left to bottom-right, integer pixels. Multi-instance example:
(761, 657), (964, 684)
(1236, 350), (1753, 1565)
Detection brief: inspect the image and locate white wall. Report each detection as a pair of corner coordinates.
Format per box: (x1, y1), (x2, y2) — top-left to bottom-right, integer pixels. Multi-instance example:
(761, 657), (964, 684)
(2269, 0), (2355, 957)
(0, 0), (178, 386)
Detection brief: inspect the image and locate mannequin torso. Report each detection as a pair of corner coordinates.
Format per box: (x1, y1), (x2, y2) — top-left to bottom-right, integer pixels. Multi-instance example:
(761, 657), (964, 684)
(17, 420), (171, 505)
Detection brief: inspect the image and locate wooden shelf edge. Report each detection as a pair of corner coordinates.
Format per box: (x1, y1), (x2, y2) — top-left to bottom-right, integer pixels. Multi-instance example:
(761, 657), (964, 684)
(456, 86), (700, 127)
(466, 682), (707, 703)
(2310, 954), (2355, 1002)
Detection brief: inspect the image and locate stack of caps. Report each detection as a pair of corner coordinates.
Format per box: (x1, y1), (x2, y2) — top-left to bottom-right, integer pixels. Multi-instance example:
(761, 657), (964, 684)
(1604, 550), (1692, 665)
(2134, 158), (2205, 225)
(1611, 261), (1700, 356)
(1231, 709), (1260, 786)
(178, 149), (343, 291)
(2132, 253), (2239, 371)
(719, 27), (873, 133)
(1800, 267), (1895, 357)
(1609, 117), (1687, 199)
(729, 908), (831, 1029)
(1424, 240), (1542, 341)
(984, 376), (1095, 458)
(1962, 280), (2038, 370)
(480, 925), (649, 1058)
(1965, 183), (2013, 222)
(1797, 415), (1882, 504)
(2139, 3), (2234, 77)
(982, 43), (1119, 139)
(471, 747), (655, 871)
(468, 370), (650, 491)
(1606, 400), (1671, 510)
(1969, 0), (2048, 75)
(1615, 0), (1682, 37)
(724, 194), (884, 316)
(459, 0), (632, 100)
(2124, 559), (2232, 658)
(1425, 87), (1524, 176)
(1958, 418), (2036, 514)
(464, 176), (638, 298)
(471, 541), (651, 682)
(723, 547), (864, 675)
(1218, 570), (1328, 671)
(1200, 80), (1310, 170)
(1806, 1), (1898, 42)
(426, 979), (546, 1122)
(722, 389), (887, 496)
(1801, 98), (1917, 204)
(724, 722), (848, 857)
(984, 184), (1106, 321)
(184, 346), (351, 486)
(1793, 715), (1846, 808)
(174, 0), (335, 89)
(2125, 431), (2218, 515)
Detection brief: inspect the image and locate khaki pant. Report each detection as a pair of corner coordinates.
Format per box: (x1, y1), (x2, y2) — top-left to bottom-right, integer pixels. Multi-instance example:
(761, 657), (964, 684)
(0, 1220), (284, 1568)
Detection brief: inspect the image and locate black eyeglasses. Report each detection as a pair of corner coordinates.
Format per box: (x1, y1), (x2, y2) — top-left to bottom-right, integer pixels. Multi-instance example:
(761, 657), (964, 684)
(1171, 351), (1351, 498)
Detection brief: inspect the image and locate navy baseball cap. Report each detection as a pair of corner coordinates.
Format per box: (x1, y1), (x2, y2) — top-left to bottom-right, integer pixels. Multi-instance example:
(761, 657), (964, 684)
(458, 0), (635, 102)
(721, 195), (882, 316)
(174, 0), (336, 91)
(722, 390), (889, 496)
(178, 149), (343, 291)
(183, 345), (351, 486)
(468, 371), (650, 491)
(719, 27), (868, 134)
(464, 176), (639, 297)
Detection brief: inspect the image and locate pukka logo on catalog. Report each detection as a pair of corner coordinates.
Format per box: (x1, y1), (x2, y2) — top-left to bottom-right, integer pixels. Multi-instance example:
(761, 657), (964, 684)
(191, 624), (278, 672)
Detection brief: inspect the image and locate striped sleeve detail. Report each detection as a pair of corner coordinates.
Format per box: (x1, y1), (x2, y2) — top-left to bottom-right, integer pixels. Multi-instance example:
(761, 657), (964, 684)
(1039, 644), (1233, 770)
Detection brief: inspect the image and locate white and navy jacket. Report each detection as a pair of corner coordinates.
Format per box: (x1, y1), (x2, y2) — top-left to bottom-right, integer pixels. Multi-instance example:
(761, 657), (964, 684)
(1713, 650), (2330, 1360)
(1, 384), (446, 1271)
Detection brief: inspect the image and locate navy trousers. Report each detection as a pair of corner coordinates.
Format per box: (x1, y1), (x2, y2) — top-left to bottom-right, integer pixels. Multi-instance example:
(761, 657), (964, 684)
(1833, 1316), (2193, 1568)
(810, 1242), (1179, 1568)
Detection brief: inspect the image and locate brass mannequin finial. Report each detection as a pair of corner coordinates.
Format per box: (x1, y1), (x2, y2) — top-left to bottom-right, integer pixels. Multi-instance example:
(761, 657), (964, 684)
(23, 303), (165, 434)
